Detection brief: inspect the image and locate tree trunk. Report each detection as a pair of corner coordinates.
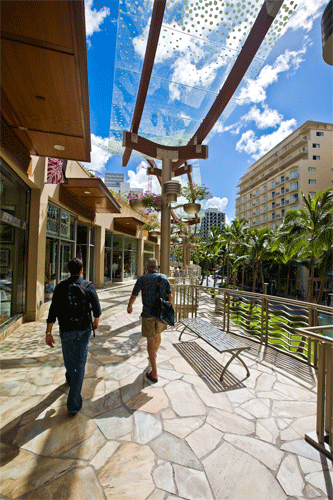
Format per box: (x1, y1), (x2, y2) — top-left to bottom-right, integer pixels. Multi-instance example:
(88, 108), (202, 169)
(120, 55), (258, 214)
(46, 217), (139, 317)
(233, 268), (237, 289)
(252, 262), (258, 293)
(307, 260), (316, 303)
(242, 263), (245, 290)
(260, 263), (265, 292)
(317, 277), (325, 305)
(286, 265), (290, 298)
(226, 244), (230, 288)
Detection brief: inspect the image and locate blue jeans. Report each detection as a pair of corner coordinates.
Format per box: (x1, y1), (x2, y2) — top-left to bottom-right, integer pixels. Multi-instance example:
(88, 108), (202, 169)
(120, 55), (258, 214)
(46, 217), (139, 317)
(60, 328), (91, 413)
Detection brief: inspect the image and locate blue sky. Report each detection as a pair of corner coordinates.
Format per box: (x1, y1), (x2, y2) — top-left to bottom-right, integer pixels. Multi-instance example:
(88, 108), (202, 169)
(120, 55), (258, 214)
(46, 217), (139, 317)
(83, 0), (332, 223)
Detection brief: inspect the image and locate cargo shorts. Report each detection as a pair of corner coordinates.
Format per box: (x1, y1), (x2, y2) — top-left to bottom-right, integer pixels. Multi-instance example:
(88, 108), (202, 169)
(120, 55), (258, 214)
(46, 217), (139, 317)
(142, 317), (167, 338)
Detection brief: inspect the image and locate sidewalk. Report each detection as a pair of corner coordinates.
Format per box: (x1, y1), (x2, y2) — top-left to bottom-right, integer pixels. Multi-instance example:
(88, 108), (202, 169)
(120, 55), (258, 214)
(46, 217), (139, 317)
(0, 284), (332, 500)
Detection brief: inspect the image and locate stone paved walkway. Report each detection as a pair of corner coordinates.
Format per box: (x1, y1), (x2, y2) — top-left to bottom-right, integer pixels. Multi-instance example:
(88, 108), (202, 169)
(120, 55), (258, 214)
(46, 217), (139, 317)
(0, 283), (332, 500)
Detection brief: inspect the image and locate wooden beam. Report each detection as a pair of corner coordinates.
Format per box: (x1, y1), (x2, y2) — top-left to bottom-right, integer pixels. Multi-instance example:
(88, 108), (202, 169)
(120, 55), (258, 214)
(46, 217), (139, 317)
(123, 131), (208, 161)
(122, 0), (166, 167)
(173, 163), (192, 177)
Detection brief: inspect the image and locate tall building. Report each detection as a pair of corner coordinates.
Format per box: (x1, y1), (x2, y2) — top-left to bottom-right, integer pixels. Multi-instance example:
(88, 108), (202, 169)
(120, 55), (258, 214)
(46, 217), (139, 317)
(199, 208), (225, 236)
(236, 121), (333, 230)
(104, 172), (125, 188)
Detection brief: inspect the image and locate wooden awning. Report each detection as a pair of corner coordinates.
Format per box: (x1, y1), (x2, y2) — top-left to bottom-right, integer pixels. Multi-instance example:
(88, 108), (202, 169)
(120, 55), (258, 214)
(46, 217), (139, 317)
(1, 0), (91, 163)
(113, 217), (145, 230)
(60, 178), (121, 215)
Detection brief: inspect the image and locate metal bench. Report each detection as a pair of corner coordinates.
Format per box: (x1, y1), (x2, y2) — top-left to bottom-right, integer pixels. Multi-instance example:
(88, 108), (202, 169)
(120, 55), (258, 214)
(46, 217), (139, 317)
(179, 318), (250, 382)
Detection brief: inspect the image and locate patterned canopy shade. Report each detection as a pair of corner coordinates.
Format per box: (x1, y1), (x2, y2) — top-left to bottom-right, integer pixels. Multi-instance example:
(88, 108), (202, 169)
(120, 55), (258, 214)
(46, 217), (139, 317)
(109, 0), (298, 159)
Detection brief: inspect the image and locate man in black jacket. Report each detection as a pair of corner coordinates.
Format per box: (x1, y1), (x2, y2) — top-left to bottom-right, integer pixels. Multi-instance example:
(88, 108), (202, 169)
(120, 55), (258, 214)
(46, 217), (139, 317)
(46, 258), (101, 415)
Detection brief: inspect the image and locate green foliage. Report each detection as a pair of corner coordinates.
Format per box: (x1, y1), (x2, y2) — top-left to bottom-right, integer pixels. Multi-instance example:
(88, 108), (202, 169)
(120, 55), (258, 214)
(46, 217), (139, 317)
(182, 182), (212, 203)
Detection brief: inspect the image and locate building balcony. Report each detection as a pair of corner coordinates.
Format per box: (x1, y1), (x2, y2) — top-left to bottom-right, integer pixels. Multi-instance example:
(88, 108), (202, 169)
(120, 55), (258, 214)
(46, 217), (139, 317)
(278, 147), (308, 168)
(279, 135), (308, 159)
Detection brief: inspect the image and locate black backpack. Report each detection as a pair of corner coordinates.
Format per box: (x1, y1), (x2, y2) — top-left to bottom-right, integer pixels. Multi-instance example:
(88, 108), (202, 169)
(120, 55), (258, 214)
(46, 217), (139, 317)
(66, 280), (92, 325)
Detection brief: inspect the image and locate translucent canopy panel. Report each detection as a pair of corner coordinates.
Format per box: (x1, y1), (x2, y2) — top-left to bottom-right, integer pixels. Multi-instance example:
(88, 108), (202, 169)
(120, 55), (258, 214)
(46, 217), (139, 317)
(109, 0), (297, 158)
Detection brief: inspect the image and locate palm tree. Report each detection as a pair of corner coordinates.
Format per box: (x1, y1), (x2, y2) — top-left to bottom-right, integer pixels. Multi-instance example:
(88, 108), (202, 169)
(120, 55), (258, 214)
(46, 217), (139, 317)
(227, 218), (249, 288)
(283, 188), (333, 303)
(271, 224), (305, 297)
(245, 227), (274, 293)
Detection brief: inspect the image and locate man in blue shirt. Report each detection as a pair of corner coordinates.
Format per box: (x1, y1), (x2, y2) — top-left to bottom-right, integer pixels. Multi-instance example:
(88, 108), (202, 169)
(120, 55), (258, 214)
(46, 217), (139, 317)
(46, 258), (101, 415)
(127, 258), (172, 383)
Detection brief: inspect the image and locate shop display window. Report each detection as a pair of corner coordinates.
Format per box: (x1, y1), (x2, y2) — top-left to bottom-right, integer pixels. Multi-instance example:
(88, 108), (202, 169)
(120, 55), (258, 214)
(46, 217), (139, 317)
(0, 160), (30, 326)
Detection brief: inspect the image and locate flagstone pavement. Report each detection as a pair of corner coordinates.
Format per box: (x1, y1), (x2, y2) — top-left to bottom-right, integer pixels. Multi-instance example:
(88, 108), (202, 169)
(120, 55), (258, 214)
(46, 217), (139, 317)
(0, 283), (332, 500)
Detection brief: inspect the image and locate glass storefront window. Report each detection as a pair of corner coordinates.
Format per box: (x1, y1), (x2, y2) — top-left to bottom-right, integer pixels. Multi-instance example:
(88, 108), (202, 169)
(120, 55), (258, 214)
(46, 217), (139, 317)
(45, 202), (75, 301)
(45, 238), (58, 302)
(112, 251), (122, 279)
(60, 211), (75, 241)
(104, 230), (112, 281)
(144, 242), (154, 252)
(124, 236), (138, 278)
(104, 248), (112, 281)
(105, 231), (112, 248)
(89, 227), (96, 282)
(46, 204), (60, 237)
(143, 241), (154, 272)
(60, 242), (73, 281)
(0, 160), (30, 326)
(124, 236), (138, 251)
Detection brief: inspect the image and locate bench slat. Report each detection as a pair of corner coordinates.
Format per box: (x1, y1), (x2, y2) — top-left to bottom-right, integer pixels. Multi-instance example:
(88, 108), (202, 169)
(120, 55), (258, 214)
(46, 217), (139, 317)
(180, 318), (250, 353)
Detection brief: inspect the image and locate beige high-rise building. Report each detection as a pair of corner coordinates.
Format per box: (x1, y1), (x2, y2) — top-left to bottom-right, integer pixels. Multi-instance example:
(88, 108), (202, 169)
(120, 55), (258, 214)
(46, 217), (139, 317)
(235, 121), (333, 230)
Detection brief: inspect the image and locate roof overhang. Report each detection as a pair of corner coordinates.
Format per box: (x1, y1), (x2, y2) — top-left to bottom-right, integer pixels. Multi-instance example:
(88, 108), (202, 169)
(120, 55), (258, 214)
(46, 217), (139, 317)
(1, 0), (91, 163)
(60, 178), (121, 216)
(113, 216), (145, 237)
(113, 217), (145, 230)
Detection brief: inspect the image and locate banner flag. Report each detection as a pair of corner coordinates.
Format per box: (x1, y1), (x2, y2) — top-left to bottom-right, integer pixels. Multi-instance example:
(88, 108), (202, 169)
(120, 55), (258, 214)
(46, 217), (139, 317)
(46, 158), (68, 184)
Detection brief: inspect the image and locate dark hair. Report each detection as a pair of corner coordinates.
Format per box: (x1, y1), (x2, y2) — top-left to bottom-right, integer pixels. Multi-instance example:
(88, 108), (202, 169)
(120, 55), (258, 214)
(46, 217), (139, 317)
(67, 258), (83, 275)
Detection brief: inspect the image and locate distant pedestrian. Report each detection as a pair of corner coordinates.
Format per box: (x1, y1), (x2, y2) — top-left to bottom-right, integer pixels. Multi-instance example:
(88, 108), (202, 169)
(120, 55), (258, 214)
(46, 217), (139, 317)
(127, 258), (172, 383)
(46, 258), (101, 415)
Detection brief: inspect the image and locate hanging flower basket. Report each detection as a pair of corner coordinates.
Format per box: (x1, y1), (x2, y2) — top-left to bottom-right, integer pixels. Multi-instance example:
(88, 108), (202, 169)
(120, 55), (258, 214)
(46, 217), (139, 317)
(149, 230), (160, 238)
(183, 203), (201, 214)
(128, 191), (161, 212)
(178, 230), (186, 237)
(129, 199), (147, 211)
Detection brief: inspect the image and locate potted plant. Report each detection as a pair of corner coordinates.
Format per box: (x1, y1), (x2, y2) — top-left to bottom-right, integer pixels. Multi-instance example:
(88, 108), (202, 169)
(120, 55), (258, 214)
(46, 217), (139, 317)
(127, 191), (162, 212)
(172, 220), (187, 238)
(142, 213), (161, 237)
(181, 182), (212, 214)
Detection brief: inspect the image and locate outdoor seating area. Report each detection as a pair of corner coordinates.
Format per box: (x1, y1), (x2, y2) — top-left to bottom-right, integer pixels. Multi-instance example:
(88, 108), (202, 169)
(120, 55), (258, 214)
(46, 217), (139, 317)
(1, 283), (332, 500)
(179, 318), (251, 382)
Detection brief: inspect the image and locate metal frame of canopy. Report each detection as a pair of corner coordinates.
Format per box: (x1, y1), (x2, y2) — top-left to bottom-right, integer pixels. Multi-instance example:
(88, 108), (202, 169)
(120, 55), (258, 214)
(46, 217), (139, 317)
(118, 0), (288, 275)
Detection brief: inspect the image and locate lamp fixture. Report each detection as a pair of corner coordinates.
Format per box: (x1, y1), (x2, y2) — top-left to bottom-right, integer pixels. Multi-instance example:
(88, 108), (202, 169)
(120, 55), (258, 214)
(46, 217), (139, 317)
(84, 191), (91, 194)
(54, 145), (65, 150)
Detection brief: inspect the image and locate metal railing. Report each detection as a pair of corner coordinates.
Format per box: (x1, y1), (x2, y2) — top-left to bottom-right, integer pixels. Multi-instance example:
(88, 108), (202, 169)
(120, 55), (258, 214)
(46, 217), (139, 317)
(171, 283), (333, 459)
(296, 325), (333, 460)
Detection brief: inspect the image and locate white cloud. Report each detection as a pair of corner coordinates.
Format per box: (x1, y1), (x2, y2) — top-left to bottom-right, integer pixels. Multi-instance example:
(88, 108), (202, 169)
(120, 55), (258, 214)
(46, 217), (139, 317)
(244, 105), (283, 129)
(204, 197), (228, 212)
(287, 0), (327, 33)
(238, 47), (307, 105)
(127, 163), (150, 191)
(84, 0), (110, 40)
(82, 134), (111, 174)
(236, 119), (297, 160)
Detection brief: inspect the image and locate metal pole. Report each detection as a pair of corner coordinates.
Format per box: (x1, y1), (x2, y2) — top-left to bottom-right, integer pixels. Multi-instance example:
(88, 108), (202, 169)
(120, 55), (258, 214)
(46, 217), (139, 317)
(160, 156), (172, 276)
